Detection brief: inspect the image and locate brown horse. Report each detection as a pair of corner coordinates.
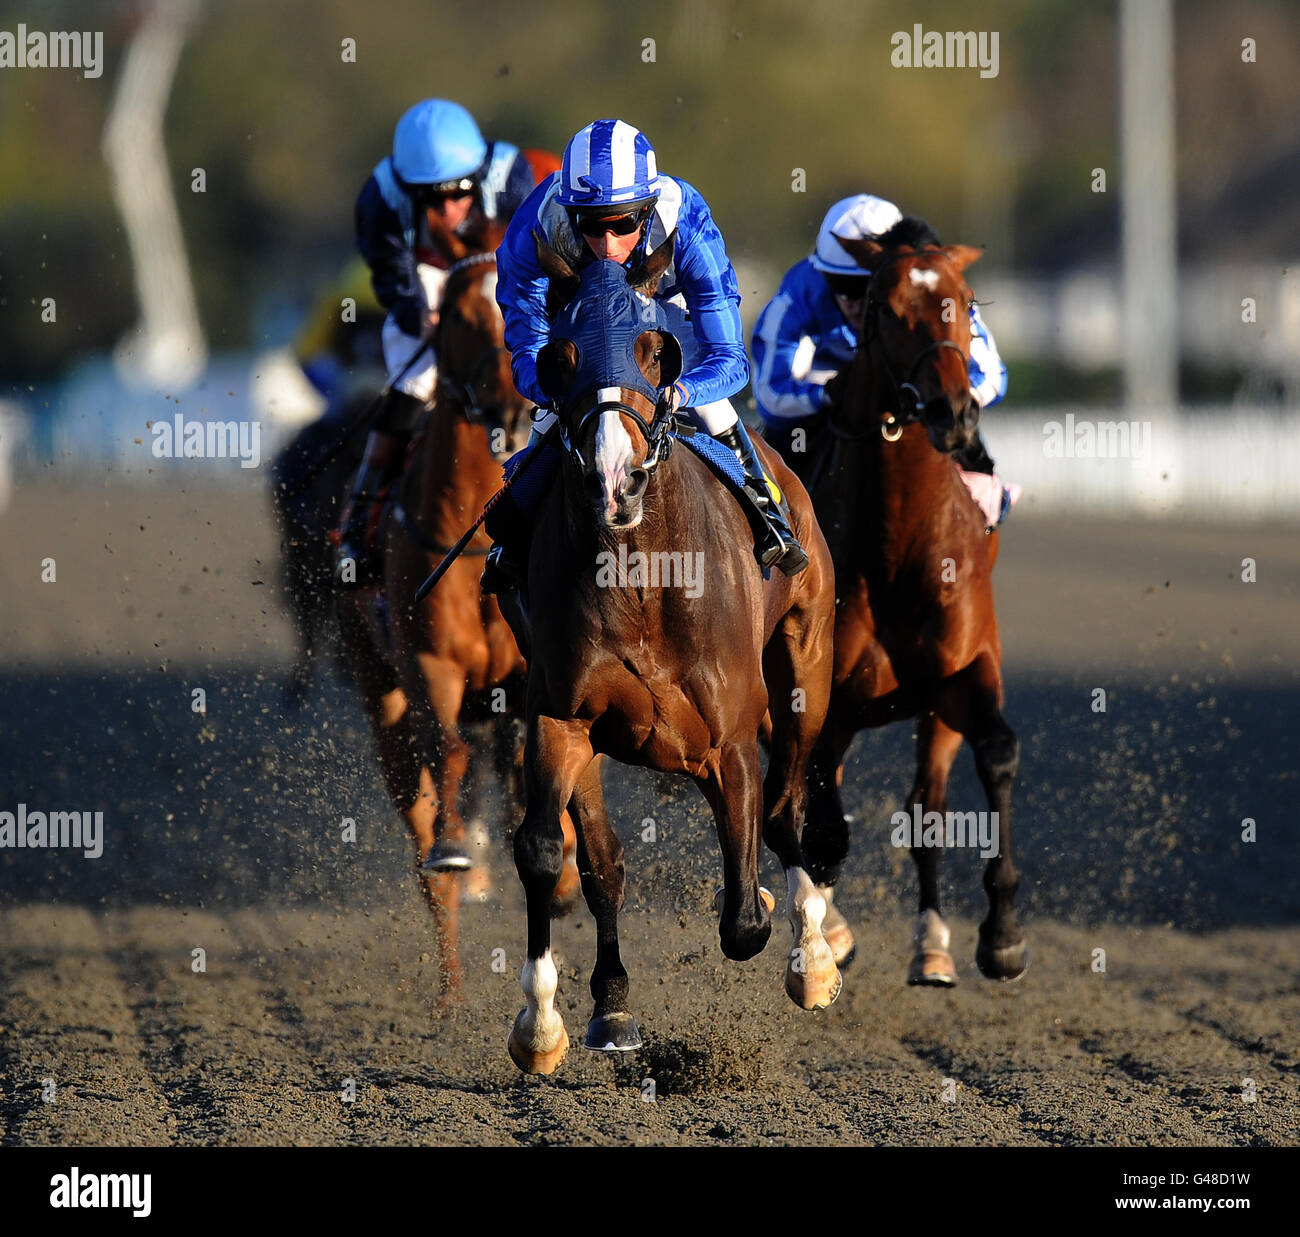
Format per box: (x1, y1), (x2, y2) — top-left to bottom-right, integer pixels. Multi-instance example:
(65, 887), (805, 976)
(337, 220), (578, 1006)
(798, 222), (1027, 988)
(501, 238), (839, 1075)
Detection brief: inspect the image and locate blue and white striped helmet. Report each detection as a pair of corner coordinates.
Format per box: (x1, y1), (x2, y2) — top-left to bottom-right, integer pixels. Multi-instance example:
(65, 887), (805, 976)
(556, 119), (660, 210)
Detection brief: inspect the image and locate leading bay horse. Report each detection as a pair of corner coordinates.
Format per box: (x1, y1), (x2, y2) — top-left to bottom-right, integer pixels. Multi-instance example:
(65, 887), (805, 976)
(501, 235), (839, 1075)
(799, 219), (1027, 986)
(336, 218), (577, 1006)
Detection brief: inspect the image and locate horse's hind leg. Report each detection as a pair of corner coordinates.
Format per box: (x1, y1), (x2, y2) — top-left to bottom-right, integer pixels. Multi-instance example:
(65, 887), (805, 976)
(698, 741), (772, 962)
(937, 654), (1027, 981)
(906, 712), (964, 987)
(565, 759), (640, 1052)
(508, 715), (592, 1075)
(762, 626), (841, 1010)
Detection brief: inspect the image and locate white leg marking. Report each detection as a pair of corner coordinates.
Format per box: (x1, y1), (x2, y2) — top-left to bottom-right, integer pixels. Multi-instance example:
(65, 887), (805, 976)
(914, 909), (950, 953)
(518, 948), (564, 1052)
(785, 867), (841, 1008)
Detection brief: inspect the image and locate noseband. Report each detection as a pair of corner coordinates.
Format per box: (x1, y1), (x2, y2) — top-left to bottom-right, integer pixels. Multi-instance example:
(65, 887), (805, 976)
(558, 388), (677, 477)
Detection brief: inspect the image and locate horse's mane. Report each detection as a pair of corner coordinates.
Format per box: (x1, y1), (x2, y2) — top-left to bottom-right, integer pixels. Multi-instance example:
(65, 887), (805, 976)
(875, 215), (941, 250)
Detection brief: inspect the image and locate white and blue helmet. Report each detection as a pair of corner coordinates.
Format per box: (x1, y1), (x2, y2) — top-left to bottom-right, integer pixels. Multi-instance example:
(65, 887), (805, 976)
(392, 99), (488, 187)
(556, 119), (660, 211)
(810, 194), (904, 275)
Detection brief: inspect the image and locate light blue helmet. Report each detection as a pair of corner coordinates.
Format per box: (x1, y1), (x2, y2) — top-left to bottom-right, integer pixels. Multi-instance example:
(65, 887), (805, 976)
(392, 99), (488, 187)
(556, 119), (660, 211)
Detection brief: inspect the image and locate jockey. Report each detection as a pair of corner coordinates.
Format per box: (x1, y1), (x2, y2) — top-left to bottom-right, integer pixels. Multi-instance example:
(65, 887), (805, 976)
(335, 98), (537, 584)
(752, 194), (1019, 528)
(486, 118), (809, 585)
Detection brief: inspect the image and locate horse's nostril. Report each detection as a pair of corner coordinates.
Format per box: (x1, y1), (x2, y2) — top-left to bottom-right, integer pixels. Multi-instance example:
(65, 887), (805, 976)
(623, 469), (649, 502)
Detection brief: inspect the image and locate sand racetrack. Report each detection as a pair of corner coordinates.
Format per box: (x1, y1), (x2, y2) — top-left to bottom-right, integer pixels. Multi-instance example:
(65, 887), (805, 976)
(0, 482), (1296, 1146)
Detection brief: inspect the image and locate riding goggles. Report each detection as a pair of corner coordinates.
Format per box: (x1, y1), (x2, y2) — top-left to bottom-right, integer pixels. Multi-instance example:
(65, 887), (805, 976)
(570, 205), (650, 237)
(425, 176), (478, 200)
(824, 273), (871, 300)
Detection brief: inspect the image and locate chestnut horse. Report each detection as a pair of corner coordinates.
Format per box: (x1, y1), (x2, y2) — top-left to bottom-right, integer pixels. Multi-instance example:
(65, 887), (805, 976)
(799, 222), (1027, 987)
(337, 220), (577, 1006)
(501, 236), (838, 1075)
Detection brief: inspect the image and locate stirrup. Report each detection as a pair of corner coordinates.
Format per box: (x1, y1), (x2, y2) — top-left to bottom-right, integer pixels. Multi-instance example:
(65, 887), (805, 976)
(480, 545), (520, 597)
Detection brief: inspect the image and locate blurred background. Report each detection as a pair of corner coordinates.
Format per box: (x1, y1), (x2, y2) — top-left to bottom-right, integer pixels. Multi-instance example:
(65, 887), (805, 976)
(1, 4), (1297, 1147)
(1, 0), (1298, 514)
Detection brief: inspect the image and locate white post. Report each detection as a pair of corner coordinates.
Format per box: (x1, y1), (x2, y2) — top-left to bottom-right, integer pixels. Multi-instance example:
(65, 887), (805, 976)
(1120, 0), (1177, 412)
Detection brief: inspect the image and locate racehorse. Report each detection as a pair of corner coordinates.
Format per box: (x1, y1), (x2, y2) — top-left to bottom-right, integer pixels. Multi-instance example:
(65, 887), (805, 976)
(336, 217), (578, 1006)
(500, 233), (839, 1075)
(798, 222), (1027, 987)
(271, 375), (383, 707)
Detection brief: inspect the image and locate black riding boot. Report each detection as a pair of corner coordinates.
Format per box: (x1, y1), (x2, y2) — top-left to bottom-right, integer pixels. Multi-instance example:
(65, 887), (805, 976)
(714, 420), (810, 576)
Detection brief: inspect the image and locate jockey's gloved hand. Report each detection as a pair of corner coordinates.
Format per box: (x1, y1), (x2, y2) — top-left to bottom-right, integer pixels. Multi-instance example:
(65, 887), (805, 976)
(821, 371), (847, 413)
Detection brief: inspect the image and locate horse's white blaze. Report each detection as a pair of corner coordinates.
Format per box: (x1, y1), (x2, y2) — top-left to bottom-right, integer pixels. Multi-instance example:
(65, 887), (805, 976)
(518, 948), (564, 1051)
(909, 267), (940, 291)
(594, 403), (634, 516)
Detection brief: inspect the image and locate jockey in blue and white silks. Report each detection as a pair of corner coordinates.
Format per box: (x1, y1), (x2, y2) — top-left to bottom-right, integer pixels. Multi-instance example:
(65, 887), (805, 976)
(489, 118), (808, 577)
(752, 195), (1019, 528)
(337, 98), (536, 584)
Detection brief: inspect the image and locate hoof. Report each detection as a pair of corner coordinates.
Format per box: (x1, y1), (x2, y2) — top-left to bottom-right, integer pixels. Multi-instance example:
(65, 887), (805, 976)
(507, 1017), (569, 1075)
(976, 937), (1029, 981)
(712, 886), (776, 914)
(785, 956), (843, 1011)
(421, 841), (473, 873)
(907, 949), (958, 987)
(584, 1011), (642, 1052)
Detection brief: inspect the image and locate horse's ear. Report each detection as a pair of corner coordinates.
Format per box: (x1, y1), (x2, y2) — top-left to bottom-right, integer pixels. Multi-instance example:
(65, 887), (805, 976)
(534, 229), (577, 282)
(628, 228), (676, 294)
(941, 244), (983, 273)
(536, 339), (579, 400)
(834, 235), (882, 269)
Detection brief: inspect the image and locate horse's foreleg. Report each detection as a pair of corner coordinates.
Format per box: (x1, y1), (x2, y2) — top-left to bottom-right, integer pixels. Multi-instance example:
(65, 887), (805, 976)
(906, 711), (964, 987)
(761, 627), (841, 1008)
(803, 713), (859, 965)
(508, 715), (592, 1075)
(565, 759), (640, 1052)
(699, 741), (771, 962)
(937, 655), (1027, 981)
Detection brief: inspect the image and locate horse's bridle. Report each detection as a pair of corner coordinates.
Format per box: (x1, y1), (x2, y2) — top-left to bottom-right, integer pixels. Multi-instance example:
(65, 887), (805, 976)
(832, 248), (969, 443)
(435, 252), (513, 433)
(557, 386), (677, 477)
